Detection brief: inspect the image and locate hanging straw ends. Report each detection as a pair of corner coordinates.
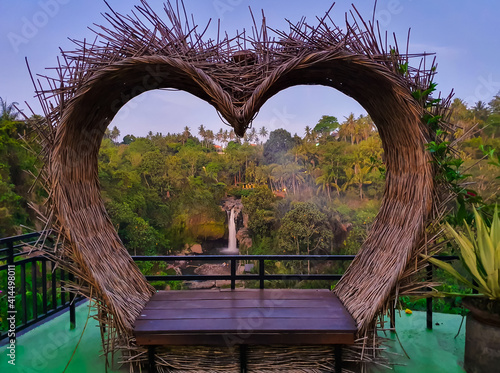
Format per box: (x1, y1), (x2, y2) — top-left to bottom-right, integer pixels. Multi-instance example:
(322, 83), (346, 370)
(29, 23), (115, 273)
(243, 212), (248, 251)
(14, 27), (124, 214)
(27, 0), (456, 370)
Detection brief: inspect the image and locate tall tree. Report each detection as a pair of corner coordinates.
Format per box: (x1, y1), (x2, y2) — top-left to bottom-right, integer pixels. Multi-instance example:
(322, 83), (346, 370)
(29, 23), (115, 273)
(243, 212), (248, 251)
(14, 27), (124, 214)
(110, 126), (121, 143)
(313, 115), (339, 136)
(258, 126), (268, 144)
(0, 98), (37, 235)
(472, 101), (490, 123)
(450, 98), (476, 139)
(339, 113), (357, 144)
(248, 127), (257, 144)
(485, 93), (500, 137)
(263, 129), (294, 164)
(489, 93), (500, 115)
(182, 126), (191, 145)
(222, 129), (229, 148)
(198, 124), (206, 146)
(216, 128), (224, 145)
(0, 98), (19, 121)
(278, 202), (333, 273)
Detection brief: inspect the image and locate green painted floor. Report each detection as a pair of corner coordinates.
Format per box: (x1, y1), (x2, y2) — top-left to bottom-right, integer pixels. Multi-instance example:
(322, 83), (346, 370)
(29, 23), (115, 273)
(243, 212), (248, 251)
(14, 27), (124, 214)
(372, 311), (466, 373)
(1, 303), (466, 372)
(0, 302), (127, 373)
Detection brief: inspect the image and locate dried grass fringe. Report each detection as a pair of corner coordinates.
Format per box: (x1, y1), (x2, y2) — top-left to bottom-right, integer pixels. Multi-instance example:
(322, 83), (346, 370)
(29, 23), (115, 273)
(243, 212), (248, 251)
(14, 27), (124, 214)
(25, 0), (459, 371)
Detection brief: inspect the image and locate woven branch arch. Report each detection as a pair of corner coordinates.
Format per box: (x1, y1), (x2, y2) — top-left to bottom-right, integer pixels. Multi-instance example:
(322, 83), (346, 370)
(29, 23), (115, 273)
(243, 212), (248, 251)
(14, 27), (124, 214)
(32, 0), (451, 359)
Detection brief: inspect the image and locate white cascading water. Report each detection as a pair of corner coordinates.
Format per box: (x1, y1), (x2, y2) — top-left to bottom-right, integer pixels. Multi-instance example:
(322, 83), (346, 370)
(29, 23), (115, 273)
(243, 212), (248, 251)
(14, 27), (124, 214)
(227, 208), (237, 251)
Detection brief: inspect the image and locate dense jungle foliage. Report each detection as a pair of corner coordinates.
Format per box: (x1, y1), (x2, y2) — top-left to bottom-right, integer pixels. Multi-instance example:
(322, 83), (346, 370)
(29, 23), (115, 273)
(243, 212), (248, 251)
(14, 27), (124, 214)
(1, 96), (499, 256)
(1, 94), (500, 312)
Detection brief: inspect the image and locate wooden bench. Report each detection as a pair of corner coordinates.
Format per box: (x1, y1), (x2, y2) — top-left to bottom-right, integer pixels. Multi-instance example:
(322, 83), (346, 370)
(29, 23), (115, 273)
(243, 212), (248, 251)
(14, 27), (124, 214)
(134, 289), (357, 372)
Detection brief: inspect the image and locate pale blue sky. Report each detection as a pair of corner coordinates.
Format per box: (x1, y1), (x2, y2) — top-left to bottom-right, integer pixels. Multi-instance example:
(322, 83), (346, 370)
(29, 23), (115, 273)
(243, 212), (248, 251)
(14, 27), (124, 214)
(1, 0), (499, 138)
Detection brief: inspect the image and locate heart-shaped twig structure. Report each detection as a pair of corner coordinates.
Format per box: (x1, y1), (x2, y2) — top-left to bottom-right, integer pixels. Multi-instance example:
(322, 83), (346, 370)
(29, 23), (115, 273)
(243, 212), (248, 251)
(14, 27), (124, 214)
(29, 0), (454, 367)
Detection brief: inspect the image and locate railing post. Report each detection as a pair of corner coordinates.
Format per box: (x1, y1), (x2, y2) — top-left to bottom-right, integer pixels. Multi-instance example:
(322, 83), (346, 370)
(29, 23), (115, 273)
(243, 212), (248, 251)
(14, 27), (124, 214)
(41, 258), (48, 315)
(7, 240), (14, 266)
(334, 345), (343, 373)
(68, 272), (76, 329)
(32, 261), (38, 321)
(240, 344), (248, 373)
(230, 259), (236, 290)
(426, 264), (433, 330)
(259, 259), (265, 289)
(148, 346), (157, 373)
(51, 261), (57, 310)
(21, 263), (27, 324)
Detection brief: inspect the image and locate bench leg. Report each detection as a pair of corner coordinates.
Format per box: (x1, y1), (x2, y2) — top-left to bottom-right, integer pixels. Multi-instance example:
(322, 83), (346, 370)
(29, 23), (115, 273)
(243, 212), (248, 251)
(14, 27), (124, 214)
(240, 344), (248, 373)
(334, 345), (343, 373)
(148, 346), (157, 373)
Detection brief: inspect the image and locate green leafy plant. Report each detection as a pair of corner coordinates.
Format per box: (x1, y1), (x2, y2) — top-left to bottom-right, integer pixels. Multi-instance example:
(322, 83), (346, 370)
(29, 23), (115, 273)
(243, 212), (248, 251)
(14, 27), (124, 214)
(425, 206), (500, 299)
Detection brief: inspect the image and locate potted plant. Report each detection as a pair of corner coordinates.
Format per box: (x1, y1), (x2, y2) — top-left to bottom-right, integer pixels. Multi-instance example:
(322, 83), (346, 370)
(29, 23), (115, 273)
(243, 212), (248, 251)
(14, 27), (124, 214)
(425, 206), (500, 373)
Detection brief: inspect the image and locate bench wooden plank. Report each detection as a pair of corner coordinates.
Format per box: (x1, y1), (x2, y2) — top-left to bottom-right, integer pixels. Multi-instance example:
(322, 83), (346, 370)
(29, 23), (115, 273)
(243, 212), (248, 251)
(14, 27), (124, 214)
(134, 289), (357, 347)
(148, 289), (334, 301)
(138, 307), (349, 320)
(135, 332), (355, 346)
(135, 317), (356, 333)
(142, 299), (343, 309)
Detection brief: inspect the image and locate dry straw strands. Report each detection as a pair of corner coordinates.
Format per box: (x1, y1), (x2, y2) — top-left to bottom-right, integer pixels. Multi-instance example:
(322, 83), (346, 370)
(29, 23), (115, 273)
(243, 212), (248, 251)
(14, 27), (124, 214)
(28, 0), (456, 369)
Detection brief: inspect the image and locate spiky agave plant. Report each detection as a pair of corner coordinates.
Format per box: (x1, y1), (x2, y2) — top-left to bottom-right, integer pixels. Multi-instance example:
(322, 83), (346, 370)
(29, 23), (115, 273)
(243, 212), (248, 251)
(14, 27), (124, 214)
(427, 206), (500, 300)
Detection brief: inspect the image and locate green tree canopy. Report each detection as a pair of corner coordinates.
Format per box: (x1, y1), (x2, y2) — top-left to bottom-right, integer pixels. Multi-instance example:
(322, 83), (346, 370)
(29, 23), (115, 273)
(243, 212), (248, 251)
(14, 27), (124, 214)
(263, 129), (294, 164)
(314, 115), (339, 134)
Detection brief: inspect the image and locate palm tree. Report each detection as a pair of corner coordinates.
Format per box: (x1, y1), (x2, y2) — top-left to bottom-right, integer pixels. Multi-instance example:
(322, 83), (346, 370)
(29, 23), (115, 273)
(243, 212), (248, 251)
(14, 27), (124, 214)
(356, 115), (374, 143)
(339, 113), (357, 144)
(0, 98), (20, 121)
(283, 162), (305, 194)
(110, 126), (121, 143)
(304, 126), (316, 143)
(315, 172), (333, 200)
(344, 158), (372, 199)
(216, 128), (224, 145)
(198, 124), (206, 146)
(205, 129), (215, 147)
(270, 164), (285, 191)
(259, 126), (268, 144)
(315, 165), (343, 199)
(248, 127), (257, 144)
(472, 101), (490, 123)
(182, 126), (191, 145)
(222, 130), (229, 148)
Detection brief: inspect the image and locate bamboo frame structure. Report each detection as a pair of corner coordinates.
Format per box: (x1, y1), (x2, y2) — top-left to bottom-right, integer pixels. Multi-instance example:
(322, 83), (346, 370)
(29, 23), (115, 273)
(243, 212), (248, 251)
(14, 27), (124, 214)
(28, 0), (455, 370)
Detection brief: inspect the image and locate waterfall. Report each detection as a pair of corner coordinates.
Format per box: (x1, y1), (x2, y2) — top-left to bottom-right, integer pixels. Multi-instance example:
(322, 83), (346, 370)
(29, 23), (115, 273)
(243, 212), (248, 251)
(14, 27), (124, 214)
(227, 208), (237, 251)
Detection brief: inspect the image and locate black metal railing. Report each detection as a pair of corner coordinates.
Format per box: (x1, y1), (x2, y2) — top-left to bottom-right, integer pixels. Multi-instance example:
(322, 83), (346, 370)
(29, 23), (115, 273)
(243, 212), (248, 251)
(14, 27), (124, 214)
(0, 232), (79, 341)
(132, 254), (355, 289)
(425, 255), (460, 329)
(132, 253), (460, 330)
(0, 231), (460, 340)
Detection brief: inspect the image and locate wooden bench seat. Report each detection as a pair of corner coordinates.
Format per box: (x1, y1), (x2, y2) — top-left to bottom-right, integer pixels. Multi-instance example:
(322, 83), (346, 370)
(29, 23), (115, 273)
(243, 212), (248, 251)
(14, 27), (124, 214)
(134, 289), (357, 372)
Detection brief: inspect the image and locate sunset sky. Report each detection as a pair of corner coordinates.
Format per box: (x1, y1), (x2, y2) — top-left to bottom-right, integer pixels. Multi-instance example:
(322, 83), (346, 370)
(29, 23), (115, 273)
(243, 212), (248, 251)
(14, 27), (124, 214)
(1, 0), (499, 139)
